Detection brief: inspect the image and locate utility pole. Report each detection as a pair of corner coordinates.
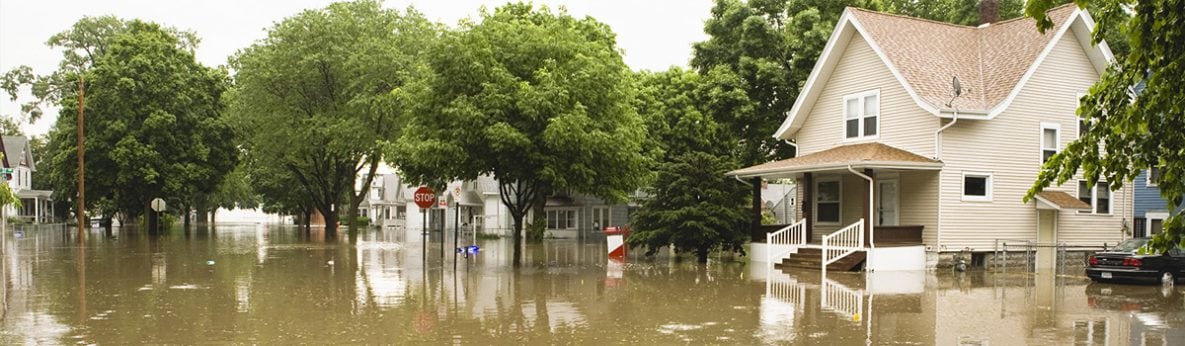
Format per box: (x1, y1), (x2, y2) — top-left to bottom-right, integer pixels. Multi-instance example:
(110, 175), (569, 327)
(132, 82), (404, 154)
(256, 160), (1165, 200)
(76, 75), (86, 238)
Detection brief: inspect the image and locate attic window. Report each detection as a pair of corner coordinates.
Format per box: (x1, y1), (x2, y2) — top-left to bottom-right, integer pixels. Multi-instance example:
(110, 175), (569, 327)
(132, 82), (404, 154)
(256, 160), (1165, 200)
(844, 90), (879, 140)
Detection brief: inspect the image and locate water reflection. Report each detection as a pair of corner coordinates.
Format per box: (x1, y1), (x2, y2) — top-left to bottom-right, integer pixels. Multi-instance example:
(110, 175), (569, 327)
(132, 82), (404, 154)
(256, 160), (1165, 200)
(0, 225), (1183, 344)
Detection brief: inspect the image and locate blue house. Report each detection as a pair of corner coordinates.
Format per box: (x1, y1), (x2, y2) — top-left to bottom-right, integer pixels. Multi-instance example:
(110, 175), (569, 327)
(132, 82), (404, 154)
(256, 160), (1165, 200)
(1132, 167), (1184, 237)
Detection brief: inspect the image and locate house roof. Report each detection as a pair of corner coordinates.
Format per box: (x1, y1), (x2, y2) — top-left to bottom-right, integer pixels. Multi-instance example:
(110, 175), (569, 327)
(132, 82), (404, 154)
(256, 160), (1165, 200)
(728, 142), (942, 179)
(775, 4), (1113, 139)
(1034, 190), (1091, 210)
(1, 136), (31, 171)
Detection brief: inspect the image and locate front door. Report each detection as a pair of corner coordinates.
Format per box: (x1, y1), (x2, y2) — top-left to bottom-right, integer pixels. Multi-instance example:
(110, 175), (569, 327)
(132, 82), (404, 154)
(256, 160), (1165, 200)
(1037, 210), (1056, 270)
(876, 180), (899, 226)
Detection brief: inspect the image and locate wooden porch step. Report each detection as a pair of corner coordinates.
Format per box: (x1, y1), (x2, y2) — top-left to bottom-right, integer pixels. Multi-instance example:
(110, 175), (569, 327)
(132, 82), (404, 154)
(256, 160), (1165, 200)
(773, 247), (866, 272)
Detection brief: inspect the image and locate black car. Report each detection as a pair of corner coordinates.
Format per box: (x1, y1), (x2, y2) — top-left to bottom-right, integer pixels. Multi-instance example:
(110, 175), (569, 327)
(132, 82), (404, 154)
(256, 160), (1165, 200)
(1086, 238), (1185, 284)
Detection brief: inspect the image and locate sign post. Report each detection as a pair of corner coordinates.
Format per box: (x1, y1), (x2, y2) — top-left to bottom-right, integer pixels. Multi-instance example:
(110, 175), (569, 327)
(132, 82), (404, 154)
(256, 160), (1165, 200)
(150, 198), (166, 235)
(413, 187), (436, 259)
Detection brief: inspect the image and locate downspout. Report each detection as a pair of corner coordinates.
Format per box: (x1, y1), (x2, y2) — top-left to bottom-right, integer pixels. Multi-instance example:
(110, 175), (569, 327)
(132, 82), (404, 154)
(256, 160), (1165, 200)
(933, 109), (958, 256)
(734, 175), (752, 186)
(933, 110), (959, 161)
(847, 165), (874, 271)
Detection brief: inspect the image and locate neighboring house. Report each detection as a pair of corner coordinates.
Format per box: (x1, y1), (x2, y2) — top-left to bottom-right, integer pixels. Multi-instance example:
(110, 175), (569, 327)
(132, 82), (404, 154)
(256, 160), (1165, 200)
(730, 4), (1124, 270)
(358, 171), (408, 229)
(1132, 168), (1183, 238)
(0, 136), (54, 224)
(763, 182), (796, 224)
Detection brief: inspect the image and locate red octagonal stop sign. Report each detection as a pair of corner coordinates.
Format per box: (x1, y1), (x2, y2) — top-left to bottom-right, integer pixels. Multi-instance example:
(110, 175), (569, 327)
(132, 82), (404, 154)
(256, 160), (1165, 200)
(413, 186), (436, 209)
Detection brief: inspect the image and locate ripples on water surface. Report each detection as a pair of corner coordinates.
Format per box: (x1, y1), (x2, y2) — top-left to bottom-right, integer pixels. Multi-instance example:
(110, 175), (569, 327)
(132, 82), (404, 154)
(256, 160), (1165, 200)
(0, 225), (1182, 344)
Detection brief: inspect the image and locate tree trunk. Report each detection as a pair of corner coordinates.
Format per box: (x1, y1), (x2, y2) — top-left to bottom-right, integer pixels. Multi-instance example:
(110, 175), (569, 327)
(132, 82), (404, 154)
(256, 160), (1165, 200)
(182, 204), (191, 230)
(323, 205), (339, 237)
(346, 203), (358, 235)
(511, 212), (524, 266)
(697, 245), (710, 264)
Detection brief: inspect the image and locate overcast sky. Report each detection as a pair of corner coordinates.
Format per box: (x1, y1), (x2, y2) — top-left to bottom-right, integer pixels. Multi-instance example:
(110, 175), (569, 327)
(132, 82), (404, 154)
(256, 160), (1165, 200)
(0, 0), (713, 136)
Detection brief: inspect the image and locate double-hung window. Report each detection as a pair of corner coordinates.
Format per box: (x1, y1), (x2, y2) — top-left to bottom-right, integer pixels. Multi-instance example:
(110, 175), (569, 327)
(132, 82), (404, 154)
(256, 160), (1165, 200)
(815, 179), (841, 224)
(1041, 123), (1060, 163)
(1078, 180), (1111, 214)
(844, 90), (879, 140)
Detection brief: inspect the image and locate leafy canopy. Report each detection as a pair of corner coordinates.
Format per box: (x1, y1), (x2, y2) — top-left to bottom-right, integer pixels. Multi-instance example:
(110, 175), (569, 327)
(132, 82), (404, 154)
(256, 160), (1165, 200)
(229, 0), (433, 233)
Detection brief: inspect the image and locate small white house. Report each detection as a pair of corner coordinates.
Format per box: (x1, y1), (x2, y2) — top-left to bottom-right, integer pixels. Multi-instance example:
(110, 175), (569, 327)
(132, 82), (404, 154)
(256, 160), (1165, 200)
(1, 136), (54, 224)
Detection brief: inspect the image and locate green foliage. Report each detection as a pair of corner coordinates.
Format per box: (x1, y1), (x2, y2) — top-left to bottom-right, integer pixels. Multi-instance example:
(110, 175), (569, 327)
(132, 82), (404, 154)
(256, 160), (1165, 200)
(229, 0), (433, 234)
(885, 0), (1025, 26)
(2, 15), (198, 122)
(1024, 0), (1184, 252)
(390, 3), (647, 265)
(0, 115), (24, 136)
(40, 19), (235, 222)
(629, 68), (750, 263)
(629, 151), (751, 262)
(762, 211), (779, 225)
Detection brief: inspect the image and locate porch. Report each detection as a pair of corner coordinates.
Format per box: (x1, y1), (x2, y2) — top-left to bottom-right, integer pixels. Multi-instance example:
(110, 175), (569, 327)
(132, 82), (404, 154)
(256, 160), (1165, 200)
(730, 143), (941, 271)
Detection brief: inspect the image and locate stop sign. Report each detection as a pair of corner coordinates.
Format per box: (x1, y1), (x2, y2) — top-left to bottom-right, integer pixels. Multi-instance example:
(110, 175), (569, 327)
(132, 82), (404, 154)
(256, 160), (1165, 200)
(413, 186), (436, 209)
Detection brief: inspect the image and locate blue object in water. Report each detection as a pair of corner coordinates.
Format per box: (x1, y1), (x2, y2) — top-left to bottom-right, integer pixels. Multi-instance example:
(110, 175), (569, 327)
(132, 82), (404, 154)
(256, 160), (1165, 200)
(466, 245), (480, 255)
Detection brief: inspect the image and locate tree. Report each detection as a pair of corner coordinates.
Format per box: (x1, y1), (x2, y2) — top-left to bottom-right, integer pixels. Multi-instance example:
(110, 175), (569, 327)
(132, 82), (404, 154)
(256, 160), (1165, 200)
(2, 16), (198, 122)
(885, 0), (1025, 26)
(1025, 0), (1184, 252)
(0, 115), (23, 136)
(228, 0), (433, 236)
(42, 20), (236, 226)
(391, 3), (648, 266)
(629, 69), (750, 263)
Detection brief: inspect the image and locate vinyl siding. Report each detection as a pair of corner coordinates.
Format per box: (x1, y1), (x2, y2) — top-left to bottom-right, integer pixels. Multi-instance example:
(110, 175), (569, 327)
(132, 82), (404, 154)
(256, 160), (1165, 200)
(939, 33), (1129, 250)
(793, 33), (939, 157)
(1132, 170), (1184, 217)
(898, 171), (939, 246)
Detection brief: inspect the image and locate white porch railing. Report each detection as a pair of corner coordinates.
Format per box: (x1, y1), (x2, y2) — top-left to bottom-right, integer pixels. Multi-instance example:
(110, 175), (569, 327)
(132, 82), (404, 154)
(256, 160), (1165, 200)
(765, 276), (808, 309)
(766, 218), (807, 264)
(821, 273), (864, 322)
(822, 219), (865, 267)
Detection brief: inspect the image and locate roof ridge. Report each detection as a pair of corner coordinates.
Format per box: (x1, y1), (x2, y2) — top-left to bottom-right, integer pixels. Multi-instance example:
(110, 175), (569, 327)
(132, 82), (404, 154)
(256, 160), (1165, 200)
(985, 3), (1078, 27)
(845, 7), (975, 30)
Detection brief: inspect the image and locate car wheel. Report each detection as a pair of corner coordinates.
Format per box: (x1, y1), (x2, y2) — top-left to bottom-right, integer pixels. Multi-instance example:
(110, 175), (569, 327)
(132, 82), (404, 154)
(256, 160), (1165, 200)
(1161, 271), (1176, 286)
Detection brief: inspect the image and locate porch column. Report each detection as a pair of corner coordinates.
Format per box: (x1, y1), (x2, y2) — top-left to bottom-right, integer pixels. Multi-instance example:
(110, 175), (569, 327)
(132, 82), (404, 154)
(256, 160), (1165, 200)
(863, 169), (874, 241)
(802, 173), (813, 241)
(751, 177), (762, 237)
(34, 196), (39, 224)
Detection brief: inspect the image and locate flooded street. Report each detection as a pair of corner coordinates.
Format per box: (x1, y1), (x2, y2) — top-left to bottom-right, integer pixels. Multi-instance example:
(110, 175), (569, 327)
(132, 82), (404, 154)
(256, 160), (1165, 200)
(1, 225), (1183, 345)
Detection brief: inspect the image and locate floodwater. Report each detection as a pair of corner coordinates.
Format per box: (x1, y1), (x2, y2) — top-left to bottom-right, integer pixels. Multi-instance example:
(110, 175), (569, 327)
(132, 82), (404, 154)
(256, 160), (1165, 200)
(1, 225), (1182, 345)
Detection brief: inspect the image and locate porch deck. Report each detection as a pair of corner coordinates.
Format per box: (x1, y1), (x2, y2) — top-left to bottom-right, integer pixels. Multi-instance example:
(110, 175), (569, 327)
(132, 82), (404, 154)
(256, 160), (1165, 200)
(754, 224), (924, 246)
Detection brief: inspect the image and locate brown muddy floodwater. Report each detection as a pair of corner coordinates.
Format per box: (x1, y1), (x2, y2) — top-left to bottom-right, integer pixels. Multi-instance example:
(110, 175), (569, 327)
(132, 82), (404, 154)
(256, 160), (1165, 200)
(1, 225), (1183, 345)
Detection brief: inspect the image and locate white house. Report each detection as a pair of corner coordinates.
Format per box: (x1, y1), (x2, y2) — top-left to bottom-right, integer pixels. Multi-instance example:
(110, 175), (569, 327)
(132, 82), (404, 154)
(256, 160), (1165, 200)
(732, 4), (1124, 270)
(1, 136), (54, 224)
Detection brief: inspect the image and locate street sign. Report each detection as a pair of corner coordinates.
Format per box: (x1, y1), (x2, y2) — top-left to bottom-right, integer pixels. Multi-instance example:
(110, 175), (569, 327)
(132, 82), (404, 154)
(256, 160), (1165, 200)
(413, 186), (436, 209)
(151, 198), (166, 212)
(452, 186), (462, 199)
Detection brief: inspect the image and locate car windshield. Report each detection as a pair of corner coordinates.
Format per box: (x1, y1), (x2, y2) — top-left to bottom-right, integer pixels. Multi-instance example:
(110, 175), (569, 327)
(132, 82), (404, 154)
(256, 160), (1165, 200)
(1111, 238), (1150, 252)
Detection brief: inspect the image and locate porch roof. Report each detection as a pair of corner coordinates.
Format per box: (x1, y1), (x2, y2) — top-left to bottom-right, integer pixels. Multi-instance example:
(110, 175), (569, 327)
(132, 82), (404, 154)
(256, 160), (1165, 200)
(1034, 190), (1091, 210)
(727, 143), (942, 179)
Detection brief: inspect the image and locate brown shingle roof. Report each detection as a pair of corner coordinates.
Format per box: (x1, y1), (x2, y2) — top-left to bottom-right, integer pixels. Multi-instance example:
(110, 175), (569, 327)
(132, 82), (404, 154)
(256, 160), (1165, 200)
(729, 143), (941, 177)
(1035, 190), (1091, 210)
(848, 4), (1078, 112)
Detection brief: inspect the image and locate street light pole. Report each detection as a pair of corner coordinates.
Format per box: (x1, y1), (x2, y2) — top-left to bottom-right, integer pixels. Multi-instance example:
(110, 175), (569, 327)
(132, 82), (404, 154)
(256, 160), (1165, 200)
(76, 75), (86, 238)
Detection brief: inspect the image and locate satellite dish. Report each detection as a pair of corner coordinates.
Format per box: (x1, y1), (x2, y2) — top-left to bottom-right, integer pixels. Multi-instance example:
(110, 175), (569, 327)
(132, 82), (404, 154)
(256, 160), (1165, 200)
(946, 76), (963, 108)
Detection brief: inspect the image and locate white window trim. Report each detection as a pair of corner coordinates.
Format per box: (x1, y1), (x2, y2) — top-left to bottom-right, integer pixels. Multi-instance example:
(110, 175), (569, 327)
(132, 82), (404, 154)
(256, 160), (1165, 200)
(814, 177), (842, 225)
(1075, 92), (1091, 138)
(961, 172), (993, 202)
(1040, 122), (1060, 163)
(1077, 180), (1114, 215)
(1146, 211), (1169, 235)
(1147, 166), (1160, 187)
(841, 89), (881, 142)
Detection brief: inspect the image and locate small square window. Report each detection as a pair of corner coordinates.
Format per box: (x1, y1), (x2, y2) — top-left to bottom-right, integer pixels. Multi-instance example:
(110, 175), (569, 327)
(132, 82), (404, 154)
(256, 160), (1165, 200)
(1149, 166), (1162, 187)
(962, 173), (991, 201)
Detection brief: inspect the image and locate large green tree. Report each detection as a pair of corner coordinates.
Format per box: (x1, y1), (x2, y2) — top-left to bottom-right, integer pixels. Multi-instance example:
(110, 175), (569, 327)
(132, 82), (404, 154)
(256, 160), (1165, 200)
(41, 20), (236, 225)
(390, 3), (648, 266)
(229, 0), (433, 236)
(1025, 0), (1184, 252)
(629, 69), (750, 263)
(884, 0), (1025, 26)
